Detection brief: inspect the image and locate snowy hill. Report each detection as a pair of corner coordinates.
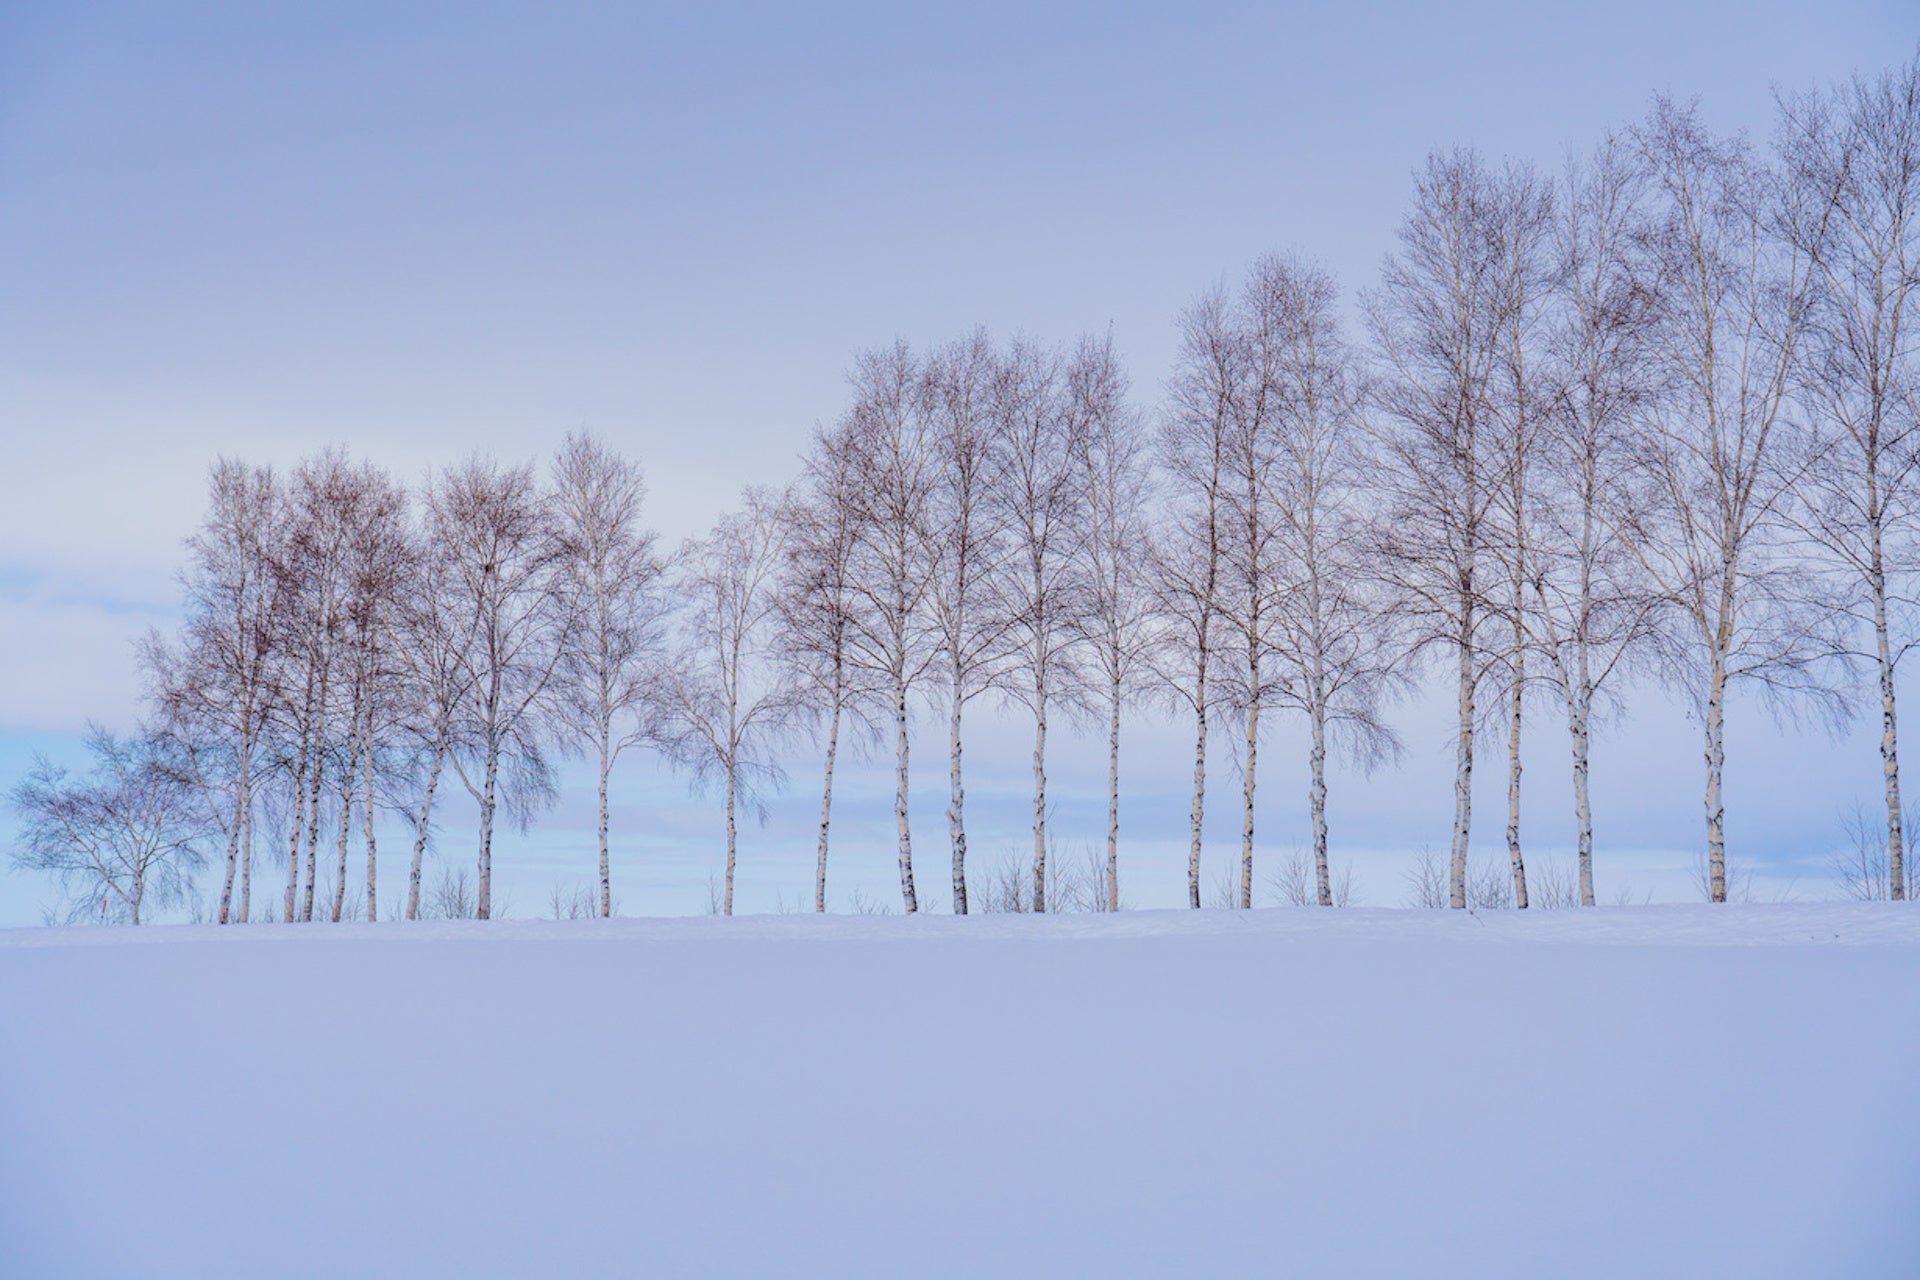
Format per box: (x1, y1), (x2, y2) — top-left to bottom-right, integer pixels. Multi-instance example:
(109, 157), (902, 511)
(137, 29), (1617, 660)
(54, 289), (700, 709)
(2, 904), (1916, 1278)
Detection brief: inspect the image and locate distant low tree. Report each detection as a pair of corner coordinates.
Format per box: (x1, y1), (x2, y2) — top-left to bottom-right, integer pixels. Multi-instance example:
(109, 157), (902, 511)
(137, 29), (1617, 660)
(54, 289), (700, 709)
(10, 727), (210, 924)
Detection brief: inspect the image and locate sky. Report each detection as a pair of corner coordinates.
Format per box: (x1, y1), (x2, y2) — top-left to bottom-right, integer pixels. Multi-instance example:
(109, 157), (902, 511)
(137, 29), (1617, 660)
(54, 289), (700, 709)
(1, 1), (1915, 924)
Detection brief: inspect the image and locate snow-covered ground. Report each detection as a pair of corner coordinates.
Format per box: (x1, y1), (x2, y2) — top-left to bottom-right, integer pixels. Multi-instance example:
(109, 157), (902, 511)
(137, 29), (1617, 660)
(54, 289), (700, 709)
(1, 904), (1916, 1278)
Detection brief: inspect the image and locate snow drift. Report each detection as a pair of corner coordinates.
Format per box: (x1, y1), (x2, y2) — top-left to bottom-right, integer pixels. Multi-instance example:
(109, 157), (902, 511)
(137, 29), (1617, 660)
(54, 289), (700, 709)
(1, 904), (1916, 1278)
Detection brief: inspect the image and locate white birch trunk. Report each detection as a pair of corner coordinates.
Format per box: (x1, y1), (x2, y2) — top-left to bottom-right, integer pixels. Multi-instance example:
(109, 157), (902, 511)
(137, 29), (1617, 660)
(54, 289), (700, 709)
(596, 734), (612, 918)
(1506, 624), (1528, 909)
(1240, 683), (1258, 911)
(331, 729), (360, 923)
(1704, 649), (1728, 903)
(476, 735), (500, 920)
(300, 747), (326, 923)
(362, 715), (379, 922)
(1871, 521), (1906, 900)
(815, 699), (840, 914)
(283, 714), (313, 923)
(1031, 681), (1049, 913)
(405, 743), (445, 921)
(237, 764), (253, 923)
(1188, 644), (1209, 910)
(217, 796), (241, 925)
(1569, 684), (1595, 907)
(1106, 668), (1121, 913)
(723, 753), (737, 917)
(893, 675), (917, 913)
(948, 687), (968, 915)
(1450, 608), (1476, 909)
(1310, 692), (1331, 907)
(216, 728), (253, 922)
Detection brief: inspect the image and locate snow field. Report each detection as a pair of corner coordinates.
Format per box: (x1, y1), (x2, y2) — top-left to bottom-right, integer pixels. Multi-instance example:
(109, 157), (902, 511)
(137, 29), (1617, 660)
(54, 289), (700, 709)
(1, 904), (1916, 1277)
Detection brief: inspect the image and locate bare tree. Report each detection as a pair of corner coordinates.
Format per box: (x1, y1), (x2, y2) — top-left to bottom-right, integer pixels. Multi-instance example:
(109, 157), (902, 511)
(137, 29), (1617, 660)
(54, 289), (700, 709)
(1629, 99), (1840, 903)
(1072, 334), (1154, 912)
(10, 726), (209, 924)
(1260, 255), (1404, 905)
(270, 449), (368, 923)
(995, 338), (1090, 912)
(1156, 290), (1237, 908)
(922, 330), (1015, 914)
(659, 487), (792, 916)
(1831, 800), (1911, 900)
(1483, 165), (1558, 909)
(332, 463), (408, 923)
(1402, 845), (1450, 909)
(551, 431), (667, 918)
(393, 526), (477, 920)
(247, 455), (410, 925)
(428, 456), (571, 920)
(835, 343), (941, 912)
(1271, 846), (1357, 907)
(783, 435), (884, 913)
(1215, 263), (1295, 911)
(1780, 56), (1920, 901)
(1368, 152), (1520, 908)
(1536, 136), (1666, 905)
(142, 459), (281, 924)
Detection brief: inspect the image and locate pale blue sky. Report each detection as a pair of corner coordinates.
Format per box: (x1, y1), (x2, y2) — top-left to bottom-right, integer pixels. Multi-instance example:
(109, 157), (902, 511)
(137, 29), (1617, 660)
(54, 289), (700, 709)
(1, 2), (1914, 923)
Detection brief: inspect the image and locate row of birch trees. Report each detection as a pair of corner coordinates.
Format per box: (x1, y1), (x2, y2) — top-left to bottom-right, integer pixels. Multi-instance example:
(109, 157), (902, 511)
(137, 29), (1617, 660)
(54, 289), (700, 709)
(12, 62), (1920, 920)
(120, 436), (669, 924)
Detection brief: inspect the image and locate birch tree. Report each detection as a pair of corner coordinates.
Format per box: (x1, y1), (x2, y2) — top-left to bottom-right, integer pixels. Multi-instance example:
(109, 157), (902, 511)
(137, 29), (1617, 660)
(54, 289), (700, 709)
(1780, 57), (1920, 901)
(1259, 255), (1403, 906)
(142, 459), (280, 924)
(1535, 136), (1665, 905)
(273, 449), (361, 923)
(429, 456), (571, 919)
(1071, 334), (1154, 911)
(836, 343), (940, 912)
(995, 338), (1091, 912)
(659, 488), (792, 916)
(1218, 258), (1304, 909)
(10, 727), (209, 925)
(394, 528), (476, 920)
(551, 432), (667, 918)
(923, 330), (1014, 914)
(1156, 290), (1238, 908)
(330, 463), (409, 923)
(1484, 167), (1557, 909)
(1368, 152), (1519, 908)
(780, 439), (882, 913)
(1628, 99), (1838, 903)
